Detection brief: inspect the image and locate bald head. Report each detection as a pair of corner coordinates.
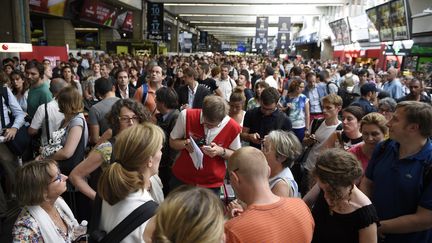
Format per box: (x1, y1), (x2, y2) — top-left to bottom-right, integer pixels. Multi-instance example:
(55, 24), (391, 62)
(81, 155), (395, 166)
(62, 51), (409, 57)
(228, 147), (270, 183)
(49, 78), (67, 97)
(388, 67), (398, 80)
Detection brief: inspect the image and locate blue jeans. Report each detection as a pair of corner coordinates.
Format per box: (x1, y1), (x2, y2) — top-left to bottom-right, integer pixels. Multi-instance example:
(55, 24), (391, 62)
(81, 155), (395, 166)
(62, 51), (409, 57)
(292, 127), (306, 142)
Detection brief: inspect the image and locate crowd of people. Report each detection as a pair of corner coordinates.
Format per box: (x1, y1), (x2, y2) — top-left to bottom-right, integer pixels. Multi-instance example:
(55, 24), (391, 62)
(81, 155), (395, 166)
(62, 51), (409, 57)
(0, 52), (431, 243)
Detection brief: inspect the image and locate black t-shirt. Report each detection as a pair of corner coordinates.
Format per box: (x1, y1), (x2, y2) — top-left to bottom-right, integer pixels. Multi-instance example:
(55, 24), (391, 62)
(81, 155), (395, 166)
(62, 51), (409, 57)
(198, 78), (219, 93)
(243, 107), (292, 148)
(312, 191), (379, 243)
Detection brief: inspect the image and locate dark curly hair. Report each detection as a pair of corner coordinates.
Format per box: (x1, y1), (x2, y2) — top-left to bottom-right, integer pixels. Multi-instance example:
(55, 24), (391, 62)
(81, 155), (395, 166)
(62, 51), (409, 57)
(106, 99), (150, 135)
(312, 148), (362, 206)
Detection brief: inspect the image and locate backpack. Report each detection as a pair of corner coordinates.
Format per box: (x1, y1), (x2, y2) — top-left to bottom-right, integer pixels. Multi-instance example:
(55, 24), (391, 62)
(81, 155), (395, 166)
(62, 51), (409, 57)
(140, 83), (149, 105)
(326, 82), (359, 108)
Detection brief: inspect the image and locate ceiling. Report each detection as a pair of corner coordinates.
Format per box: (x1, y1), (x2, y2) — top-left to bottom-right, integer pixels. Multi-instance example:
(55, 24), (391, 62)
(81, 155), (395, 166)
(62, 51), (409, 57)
(150, 0), (347, 44)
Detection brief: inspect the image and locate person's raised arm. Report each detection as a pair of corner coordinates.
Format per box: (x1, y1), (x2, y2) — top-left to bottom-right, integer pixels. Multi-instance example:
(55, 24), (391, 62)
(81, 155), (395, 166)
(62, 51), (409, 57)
(69, 150), (105, 200)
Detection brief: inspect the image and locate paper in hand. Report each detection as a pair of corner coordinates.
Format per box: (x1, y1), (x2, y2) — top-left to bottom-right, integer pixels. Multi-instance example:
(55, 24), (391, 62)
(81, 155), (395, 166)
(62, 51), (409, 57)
(189, 136), (204, 170)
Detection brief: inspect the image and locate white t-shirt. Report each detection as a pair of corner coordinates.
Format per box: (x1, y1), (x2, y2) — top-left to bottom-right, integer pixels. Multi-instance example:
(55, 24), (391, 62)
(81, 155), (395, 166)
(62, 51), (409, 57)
(30, 99), (64, 146)
(264, 76), (278, 89)
(304, 120), (341, 171)
(216, 77), (236, 101)
(170, 109), (241, 150)
(100, 189), (153, 243)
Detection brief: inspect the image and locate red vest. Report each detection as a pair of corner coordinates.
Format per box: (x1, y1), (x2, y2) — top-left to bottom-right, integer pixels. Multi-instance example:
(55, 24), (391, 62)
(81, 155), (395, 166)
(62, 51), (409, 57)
(172, 109), (241, 188)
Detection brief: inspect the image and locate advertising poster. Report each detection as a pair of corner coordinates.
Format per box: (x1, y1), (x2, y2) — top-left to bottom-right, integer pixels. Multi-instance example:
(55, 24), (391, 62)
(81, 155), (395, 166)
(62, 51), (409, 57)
(366, 7), (381, 42)
(390, 0), (409, 40)
(329, 20), (343, 46)
(255, 17), (269, 51)
(377, 3), (393, 41)
(30, 0), (67, 17)
(80, 0), (118, 27)
(340, 18), (351, 45)
(328, 21), (338, 46)
(277, 17), (291, 49)
(348, 14), (369, 42)
(115, 10), (133, 32)
(147, 2), (164, 41)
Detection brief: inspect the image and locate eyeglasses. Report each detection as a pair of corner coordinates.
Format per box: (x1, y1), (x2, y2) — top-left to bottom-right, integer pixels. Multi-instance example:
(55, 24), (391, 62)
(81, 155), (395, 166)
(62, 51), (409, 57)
(49, 172), (63, 184)
(119, 116), (139, 123)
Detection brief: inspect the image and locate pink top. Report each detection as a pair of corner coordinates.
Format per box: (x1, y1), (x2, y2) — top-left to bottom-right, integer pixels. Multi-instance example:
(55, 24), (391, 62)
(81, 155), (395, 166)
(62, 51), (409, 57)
(348, 143), (369, 172)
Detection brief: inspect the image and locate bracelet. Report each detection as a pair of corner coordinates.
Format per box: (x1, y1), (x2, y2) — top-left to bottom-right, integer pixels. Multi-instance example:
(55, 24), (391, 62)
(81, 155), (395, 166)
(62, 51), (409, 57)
(221, 148), (226, 157)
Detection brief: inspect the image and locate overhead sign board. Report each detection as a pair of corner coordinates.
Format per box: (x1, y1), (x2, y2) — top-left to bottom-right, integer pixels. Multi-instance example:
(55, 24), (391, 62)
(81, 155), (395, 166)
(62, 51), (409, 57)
(147, 2), (164, 41)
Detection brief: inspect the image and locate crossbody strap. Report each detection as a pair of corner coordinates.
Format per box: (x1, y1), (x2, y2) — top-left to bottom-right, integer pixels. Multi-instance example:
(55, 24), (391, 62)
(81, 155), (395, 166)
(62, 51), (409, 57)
(45, 102), (50, 141)
(141, 83), (149, 105)
(100, 200), (158, 243)
(0, 88), (5, 129)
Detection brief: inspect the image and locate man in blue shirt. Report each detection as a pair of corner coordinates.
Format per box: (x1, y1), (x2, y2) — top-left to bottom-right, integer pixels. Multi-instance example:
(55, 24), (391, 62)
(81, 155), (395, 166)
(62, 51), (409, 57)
(382, 67), (404, 100)
(351, 83), (378, 115)
(361, 101), (432, 243)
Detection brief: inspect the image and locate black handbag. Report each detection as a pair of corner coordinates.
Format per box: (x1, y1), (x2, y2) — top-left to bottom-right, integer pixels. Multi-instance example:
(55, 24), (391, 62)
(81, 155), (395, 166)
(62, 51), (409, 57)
(0, 87), (30, 156)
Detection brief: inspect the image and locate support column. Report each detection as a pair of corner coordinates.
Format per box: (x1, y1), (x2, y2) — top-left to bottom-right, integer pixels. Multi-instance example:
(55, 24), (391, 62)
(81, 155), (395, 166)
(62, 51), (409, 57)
(132, 9), (143, 41)
(0, 0), (31, 43)
(45, 19), (76, 48)
(99, 29), (117, 51)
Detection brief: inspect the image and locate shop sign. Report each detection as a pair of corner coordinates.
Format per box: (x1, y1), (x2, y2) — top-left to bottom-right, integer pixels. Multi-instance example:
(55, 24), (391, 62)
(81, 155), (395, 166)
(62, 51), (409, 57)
(0, 43), (32, 53)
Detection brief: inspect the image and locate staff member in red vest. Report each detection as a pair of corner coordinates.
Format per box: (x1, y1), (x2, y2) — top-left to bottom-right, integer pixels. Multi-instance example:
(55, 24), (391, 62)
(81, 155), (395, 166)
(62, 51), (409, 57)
(169, 95), (241, 194)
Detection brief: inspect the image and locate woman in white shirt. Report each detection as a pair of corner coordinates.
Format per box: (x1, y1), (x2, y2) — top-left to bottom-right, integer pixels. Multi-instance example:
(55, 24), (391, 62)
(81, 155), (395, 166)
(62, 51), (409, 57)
(98, 123), (164, 243)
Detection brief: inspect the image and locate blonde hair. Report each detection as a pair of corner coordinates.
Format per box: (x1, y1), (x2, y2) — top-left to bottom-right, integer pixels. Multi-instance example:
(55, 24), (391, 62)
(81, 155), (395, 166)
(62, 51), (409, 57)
(152, 186), (225, 243)
(360, 112), (388, 135)
(16, 160), (58, 206)
(267, 130), (302, 168)
(98, 123), (164, 205)
(322, 93), (343, 107)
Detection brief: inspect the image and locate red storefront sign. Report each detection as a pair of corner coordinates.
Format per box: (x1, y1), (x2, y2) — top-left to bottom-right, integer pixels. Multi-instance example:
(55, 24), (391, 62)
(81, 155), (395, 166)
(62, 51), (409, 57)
(20, 46), (68, 62)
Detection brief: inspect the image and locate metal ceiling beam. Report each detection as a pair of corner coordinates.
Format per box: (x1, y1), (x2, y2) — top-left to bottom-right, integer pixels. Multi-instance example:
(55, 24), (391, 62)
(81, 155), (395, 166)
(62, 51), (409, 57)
(151, 0), (345, 4)
(165, 5), (324, 16)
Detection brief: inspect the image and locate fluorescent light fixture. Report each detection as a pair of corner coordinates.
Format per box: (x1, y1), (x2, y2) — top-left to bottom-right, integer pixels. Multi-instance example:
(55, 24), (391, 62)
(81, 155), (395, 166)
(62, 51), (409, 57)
(74, 28), (98, 31)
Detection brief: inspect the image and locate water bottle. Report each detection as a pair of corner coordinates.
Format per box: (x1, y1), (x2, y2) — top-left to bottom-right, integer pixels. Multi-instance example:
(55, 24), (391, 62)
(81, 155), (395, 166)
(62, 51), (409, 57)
(74, 220), (88, 242)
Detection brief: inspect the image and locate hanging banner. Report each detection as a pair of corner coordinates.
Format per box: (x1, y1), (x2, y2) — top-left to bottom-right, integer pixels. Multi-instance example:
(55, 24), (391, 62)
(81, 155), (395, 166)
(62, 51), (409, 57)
(80, 0), (118, 27)
(366, 7), (380, 42)
(199, 31), (208, 45)
(147, 2), (164, 41)
(390, 0), (409, 40)
(255, 17), (269, 51)
(277, 17), (291, 49)
(377, 3), (394, 41)
(30, 0), (67, 17)
(329, 18), (351, 46)
(340, 18), (351, 45)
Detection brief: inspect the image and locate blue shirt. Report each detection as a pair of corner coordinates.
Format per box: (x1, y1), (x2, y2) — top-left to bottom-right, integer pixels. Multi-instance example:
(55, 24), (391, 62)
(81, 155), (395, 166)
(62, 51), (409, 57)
(1, 87), (25, 130)
(365, 139), (432, 243)
(350, 97), (377, 114)
(382, 79), (404, 100)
